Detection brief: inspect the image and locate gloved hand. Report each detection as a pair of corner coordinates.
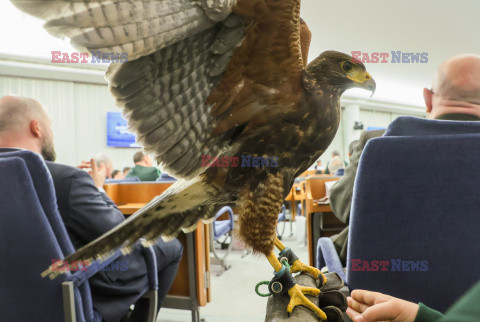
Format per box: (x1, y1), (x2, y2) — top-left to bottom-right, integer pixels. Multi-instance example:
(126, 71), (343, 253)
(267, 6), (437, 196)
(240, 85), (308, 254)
(264, 271), (348, 321)
(317, 272), (348, 321)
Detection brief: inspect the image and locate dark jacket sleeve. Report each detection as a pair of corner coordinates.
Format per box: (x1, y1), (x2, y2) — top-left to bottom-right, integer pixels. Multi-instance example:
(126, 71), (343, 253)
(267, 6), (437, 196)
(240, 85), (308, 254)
(67, 170), (125, 243)
(46, 162), (125, 247)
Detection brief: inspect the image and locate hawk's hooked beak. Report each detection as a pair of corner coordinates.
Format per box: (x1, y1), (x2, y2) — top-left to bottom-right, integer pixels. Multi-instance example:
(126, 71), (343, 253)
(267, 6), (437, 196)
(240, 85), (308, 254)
(348, 71), (376, 97)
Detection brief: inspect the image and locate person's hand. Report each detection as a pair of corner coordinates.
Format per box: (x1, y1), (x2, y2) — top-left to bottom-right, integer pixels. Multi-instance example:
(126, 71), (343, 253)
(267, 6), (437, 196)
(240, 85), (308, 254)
(90, 158), (106, 188)
(77, 159), (106, 188)
(76, 160), (91, 170)
(347, 289), (419, 322)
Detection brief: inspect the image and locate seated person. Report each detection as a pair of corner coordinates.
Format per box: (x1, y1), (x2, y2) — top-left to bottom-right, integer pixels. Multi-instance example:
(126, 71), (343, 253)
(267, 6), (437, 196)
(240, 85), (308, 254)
(0, 95), (183, 322)
(324, 150), (347, 174)
(329, 54), (480, 266)
(347, 280), (480, 321)
(314, 159), (325, 174)
(126, 151), (161, 181)
(327, 155), (345, 175)
(111, 169), (125, 179)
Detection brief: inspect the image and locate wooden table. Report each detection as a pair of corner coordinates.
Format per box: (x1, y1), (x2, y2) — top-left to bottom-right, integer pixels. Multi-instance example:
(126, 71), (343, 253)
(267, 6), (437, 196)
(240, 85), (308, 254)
(104, 182), (211, 321)
(304, 176), (346, 266)
(116, 203), (146, 214)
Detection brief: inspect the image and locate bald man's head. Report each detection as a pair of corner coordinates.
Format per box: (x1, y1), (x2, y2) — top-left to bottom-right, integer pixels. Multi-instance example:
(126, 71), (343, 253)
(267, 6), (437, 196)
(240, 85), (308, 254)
(0, 95), (56, 161)
(433, 54), (480, 102)
(0, 96), (48, 132)
(424, 54), (480, 119)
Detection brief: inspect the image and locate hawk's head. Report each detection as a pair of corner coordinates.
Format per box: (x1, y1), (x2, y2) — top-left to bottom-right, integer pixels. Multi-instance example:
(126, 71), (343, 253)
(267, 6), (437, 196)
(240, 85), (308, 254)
(304, 51), (376, 97)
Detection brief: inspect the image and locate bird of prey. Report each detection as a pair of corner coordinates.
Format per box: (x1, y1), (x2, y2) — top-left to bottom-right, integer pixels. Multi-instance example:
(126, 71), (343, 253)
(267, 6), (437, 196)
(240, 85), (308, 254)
(12, 0), (375, 319)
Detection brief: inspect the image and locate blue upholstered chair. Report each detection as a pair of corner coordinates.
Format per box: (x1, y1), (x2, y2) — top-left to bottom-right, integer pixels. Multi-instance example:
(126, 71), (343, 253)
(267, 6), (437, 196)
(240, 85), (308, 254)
(156, 173), (177, 182)
(0, 150), (158, 322)
(209, 206), (234, 275)
(105, 176), (140, 183)
(317, 117), (480, 312)
(276, 205), (288, 239)
(385, 115), (480, 136)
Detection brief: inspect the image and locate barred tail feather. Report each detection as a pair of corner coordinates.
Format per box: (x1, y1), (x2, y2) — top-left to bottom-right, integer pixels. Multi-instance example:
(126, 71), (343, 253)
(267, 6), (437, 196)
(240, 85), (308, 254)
(42, 177), (218, 279)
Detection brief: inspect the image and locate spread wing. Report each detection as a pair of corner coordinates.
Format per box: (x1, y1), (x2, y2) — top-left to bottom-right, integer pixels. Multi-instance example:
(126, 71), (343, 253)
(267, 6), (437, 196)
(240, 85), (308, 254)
(12, 0), (310, 178)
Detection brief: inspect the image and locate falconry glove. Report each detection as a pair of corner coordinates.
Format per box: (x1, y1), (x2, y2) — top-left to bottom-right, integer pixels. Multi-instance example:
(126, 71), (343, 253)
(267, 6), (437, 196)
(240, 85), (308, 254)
(318, 272), (348, 321)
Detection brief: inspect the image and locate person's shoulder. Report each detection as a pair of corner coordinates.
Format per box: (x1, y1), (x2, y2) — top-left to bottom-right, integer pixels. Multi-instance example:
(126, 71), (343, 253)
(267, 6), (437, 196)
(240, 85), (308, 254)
(148, 166), (160, 173)
(46, 161), (89, 181)
(125, 165), (138, 177)
(357, 129), (386, 148)
(362, 129), (385, 140)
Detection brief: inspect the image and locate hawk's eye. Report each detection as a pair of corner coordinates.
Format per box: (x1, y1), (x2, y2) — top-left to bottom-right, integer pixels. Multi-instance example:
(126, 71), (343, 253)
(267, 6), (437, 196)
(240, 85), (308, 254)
(341, 61), (353, 72)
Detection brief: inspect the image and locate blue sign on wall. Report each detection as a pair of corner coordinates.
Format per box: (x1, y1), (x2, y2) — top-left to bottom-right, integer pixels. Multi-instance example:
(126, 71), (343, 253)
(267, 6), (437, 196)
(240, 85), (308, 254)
(106, 112), (141, 148)
(366, 126), (387, 131)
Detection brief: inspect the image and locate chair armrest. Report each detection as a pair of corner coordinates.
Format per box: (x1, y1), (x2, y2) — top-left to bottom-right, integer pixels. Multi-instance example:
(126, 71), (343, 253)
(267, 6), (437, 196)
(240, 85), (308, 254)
(316, 237), (347, 282)
(277, 205), (286, 222)
(214, 206), (234, 231)
(140, 239), (159, 291)
(139, 241), (160, 322)
(68, 249), (122, 285)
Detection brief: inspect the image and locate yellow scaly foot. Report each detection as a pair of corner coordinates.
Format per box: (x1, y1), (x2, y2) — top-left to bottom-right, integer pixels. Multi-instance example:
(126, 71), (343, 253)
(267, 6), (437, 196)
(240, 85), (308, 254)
(274, 237), (327, 284)
(266, 252), (328, 320)
(290, 259), (327, 284)
(287, 284), (327, 320)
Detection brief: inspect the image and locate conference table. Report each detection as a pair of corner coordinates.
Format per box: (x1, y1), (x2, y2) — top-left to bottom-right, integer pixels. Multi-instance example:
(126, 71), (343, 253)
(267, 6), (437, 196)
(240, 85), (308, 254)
(304, 175), (346, 266)
(103, 181), (209, 322)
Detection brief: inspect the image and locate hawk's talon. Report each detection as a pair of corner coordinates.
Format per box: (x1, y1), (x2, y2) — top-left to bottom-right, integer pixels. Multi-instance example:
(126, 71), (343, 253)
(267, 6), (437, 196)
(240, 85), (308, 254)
(275, 247), (326, 286)
(290, 259), (326, 285)
(287, 284), (327, 320)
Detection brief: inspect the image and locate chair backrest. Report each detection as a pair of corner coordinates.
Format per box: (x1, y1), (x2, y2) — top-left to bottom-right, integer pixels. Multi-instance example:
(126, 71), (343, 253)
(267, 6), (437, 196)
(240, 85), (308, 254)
(156, 173), (176, 182)
(0, 156), (80, 321)
(347, 131), (480, 312)
(105, 176), (140, 183)
(0, 149), (98, 321)
(385, 116), (480, 137)
(0, 149), (74, 256)
(305, 176), (340, 200)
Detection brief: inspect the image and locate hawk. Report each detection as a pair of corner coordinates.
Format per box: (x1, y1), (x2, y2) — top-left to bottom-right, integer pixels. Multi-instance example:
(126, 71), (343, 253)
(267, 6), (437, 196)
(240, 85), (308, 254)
(12, 0), (375, 319)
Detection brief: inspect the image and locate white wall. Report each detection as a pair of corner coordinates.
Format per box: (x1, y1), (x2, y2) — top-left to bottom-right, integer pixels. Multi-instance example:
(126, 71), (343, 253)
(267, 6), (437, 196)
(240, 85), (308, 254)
(317, 99), (426, 167)
(0, 61), (140, 170)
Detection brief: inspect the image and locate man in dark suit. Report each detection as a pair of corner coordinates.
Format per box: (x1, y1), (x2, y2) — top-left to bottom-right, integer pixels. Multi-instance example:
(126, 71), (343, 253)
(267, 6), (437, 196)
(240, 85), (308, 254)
(0, 95), (183, 321)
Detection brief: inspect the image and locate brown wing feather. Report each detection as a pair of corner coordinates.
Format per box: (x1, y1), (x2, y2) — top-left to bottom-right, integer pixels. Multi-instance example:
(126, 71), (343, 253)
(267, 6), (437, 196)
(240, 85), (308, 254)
(208, 0), (305, 135)
(300, 18), (312, 66)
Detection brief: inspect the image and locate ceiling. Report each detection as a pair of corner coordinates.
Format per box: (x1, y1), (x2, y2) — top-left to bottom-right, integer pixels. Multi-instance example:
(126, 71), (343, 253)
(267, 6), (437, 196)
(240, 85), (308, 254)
(301, 0), (480, 106)
(1, 1), (479, 108)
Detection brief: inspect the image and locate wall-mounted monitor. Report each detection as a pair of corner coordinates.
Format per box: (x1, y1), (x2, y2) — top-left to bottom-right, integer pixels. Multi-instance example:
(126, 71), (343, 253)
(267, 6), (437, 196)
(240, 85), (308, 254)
(366, 126), (387, 131)
(106, 112), (141, 148)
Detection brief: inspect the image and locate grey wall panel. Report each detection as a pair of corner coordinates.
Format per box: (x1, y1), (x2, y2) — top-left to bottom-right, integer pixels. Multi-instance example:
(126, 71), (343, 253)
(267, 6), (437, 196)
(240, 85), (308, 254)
(0, 76), (139, 170)
(72, 83), (139, 171)
(0, 76), (77, 165)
